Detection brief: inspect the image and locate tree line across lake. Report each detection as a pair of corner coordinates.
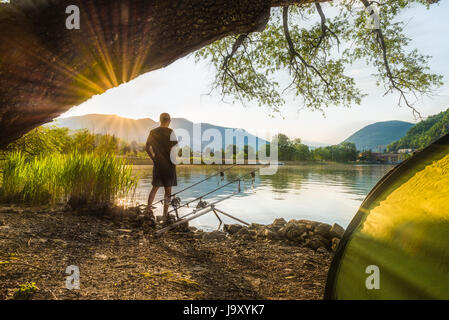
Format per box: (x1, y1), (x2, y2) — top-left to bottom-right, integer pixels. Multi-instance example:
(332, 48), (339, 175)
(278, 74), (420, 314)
(0, 127), (363, 163)
(270, 134), (358, 163)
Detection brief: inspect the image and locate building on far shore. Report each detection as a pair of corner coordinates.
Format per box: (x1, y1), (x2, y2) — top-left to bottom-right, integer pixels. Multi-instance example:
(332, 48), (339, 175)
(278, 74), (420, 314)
(371, 152), (408, 164)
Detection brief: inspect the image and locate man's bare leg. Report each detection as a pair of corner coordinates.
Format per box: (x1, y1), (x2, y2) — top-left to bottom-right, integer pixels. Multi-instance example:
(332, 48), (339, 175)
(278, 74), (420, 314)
(147, 186), (159, 215)
(163, 186), (172, 221)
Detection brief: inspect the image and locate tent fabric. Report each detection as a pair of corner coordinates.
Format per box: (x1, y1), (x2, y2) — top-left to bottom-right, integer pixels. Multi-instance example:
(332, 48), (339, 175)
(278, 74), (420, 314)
(325, 133), (449, 299)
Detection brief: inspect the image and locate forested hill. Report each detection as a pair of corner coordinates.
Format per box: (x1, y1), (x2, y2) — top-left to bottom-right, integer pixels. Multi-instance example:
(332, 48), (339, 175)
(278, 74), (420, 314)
(388, 108), (449, 152)
(344, 121), (414, 152)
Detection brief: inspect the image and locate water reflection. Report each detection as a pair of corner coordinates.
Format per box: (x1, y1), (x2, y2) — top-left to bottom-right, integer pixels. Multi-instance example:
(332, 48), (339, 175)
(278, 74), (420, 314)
(131, 164), (394, 230)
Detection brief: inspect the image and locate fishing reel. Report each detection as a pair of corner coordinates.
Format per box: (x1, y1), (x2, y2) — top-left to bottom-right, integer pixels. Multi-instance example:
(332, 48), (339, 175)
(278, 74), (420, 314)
(170, 196), (182, 220)
(196, 199), (208, 209)
(170, 196), (181, 209)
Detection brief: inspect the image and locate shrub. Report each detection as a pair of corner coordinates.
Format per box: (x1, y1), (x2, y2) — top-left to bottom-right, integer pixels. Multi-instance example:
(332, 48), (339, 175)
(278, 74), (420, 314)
(0, 151), (138, 207)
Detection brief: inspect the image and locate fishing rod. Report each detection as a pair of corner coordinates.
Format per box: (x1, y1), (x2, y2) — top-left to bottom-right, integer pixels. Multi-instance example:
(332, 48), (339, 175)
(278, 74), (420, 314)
(167, 166), (262, 218)
(156, 192), (239, 235)
(149, 164), (238, 208)
(158, 166), (267, 234)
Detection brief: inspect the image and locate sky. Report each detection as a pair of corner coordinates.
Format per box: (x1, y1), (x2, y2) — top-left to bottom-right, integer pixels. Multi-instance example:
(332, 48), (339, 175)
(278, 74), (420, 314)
(60, 2), (449, 145)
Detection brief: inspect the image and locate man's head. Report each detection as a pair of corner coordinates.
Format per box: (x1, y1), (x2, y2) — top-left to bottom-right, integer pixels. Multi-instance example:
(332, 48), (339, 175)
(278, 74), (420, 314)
(159, 113), (171, 127)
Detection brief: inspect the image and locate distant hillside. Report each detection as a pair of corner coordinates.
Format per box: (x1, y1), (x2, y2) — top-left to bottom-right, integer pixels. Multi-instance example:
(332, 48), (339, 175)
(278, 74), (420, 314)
(388, 108), (449, 152)
(168, 118), (268, 151)
(52, 114), (157, 143)
(51, 114), (268, 151)
(344, 121), (414, 152)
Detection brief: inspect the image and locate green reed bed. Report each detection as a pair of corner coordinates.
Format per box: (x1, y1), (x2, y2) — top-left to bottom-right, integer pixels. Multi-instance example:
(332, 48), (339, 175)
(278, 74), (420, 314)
(0, 151), (138, 207)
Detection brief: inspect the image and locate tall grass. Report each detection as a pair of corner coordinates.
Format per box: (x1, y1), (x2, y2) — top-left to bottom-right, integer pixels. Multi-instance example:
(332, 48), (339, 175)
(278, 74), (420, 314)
(0, 151), (138, 207)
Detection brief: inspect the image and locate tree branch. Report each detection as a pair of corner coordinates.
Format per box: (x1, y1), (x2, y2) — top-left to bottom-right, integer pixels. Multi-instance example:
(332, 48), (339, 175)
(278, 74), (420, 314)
(360, 0), (423, 119)
(219, 34), (249, 95)
(314, 2), (340, 52)
(271, 0), (438, 9)
(282, 6), (330, 87)
(271, 0), (329, 7)
(222, 34), (248, 74)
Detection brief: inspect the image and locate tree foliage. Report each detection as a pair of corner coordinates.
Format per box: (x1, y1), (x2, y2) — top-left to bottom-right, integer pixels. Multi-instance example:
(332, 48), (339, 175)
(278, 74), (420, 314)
(2, 127), (72, 157)
(195, 0), (442, 116)
(388, 107), (449, 151)
(1, 127), (135, 158)
(273, 134), (312, 161)
(265, 133), (358, 162)
(312, 142), (358, 162)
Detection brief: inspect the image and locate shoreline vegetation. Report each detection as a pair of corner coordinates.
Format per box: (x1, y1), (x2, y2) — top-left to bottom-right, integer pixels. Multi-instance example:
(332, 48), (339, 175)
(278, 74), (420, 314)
(122, 158), (397, 166)
(0, 127), (402, 166)
(0, 151), (137, 207)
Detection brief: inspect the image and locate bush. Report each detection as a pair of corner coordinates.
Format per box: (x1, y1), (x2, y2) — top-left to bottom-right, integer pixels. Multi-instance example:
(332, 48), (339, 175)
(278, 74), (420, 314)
(0, 151), (138, 207)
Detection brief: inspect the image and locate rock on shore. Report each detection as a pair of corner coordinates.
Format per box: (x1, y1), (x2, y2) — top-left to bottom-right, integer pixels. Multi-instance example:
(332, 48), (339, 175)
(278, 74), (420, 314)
(102, 206), (346, 253)
(201, 218), (346, 253)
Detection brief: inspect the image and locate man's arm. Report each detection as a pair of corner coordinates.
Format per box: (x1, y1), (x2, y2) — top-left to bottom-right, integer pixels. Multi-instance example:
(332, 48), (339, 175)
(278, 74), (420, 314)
(145, 133), (156, 160)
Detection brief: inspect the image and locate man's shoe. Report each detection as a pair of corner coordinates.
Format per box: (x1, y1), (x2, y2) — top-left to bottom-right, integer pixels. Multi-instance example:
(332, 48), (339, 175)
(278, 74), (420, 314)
(161, 214), (176, 227)
(145, 207), (155, 217)
(143, 207), (155, 226)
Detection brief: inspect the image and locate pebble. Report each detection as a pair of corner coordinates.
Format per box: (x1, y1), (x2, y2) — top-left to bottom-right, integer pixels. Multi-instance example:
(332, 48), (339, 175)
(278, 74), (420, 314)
(221, 219), (346, 252)
(94, 253), (108, 260)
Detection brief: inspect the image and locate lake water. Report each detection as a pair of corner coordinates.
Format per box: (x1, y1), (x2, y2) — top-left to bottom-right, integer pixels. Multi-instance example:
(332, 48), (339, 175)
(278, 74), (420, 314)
(130, 164), (394, 231)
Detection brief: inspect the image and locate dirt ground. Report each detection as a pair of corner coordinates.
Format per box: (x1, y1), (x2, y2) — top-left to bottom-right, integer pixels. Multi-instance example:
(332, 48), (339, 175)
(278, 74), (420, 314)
(0, 206), (331, 300)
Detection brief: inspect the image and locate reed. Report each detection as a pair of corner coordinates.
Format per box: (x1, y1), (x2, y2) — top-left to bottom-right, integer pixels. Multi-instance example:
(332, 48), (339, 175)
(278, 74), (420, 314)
(0, 151), (138, 207)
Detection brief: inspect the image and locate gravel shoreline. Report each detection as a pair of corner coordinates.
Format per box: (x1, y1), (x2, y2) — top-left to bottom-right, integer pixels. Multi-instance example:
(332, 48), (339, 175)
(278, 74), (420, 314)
(0, 205), (338, 300)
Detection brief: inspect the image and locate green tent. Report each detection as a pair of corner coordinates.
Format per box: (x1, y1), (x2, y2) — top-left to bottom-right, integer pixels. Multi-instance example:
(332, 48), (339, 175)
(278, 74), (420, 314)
(325, 133), (449, 299)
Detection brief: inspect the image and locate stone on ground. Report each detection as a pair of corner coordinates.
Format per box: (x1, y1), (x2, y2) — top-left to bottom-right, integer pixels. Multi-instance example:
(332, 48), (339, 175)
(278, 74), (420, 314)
(329, 223), (345, 239)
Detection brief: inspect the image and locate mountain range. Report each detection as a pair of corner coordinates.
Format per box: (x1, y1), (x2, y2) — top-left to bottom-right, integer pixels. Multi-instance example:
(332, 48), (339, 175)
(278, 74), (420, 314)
(343, 120), (414, 152)
(52, 114), (157, 143)
(51, 114), (268, 151)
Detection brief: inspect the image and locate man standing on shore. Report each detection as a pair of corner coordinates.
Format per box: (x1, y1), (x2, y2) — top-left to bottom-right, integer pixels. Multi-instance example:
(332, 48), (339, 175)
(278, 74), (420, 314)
(146, 113), (178, 224)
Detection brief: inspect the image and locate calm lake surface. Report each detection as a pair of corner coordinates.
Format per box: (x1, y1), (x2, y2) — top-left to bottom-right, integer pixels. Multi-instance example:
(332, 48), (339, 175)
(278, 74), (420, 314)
(131, 164), (394, 231)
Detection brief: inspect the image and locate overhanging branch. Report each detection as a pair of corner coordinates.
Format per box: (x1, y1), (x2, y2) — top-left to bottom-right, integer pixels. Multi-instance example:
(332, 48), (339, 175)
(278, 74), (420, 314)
(271, 0), (329, 7)
(360, 0), (423, 119)
(282, 6), (330, 87)
(271, 0), (438, 7)
(219, 34), (249, 96)
(314, 2), (340, 52)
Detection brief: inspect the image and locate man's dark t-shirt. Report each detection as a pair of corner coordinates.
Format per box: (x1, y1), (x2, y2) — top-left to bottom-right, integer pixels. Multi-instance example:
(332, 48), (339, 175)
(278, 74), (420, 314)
(146, 127), (178, 187)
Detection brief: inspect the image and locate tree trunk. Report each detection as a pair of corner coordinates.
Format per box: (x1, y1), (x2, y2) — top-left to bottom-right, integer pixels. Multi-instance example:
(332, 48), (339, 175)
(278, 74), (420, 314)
(0, 0), (326, 147)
